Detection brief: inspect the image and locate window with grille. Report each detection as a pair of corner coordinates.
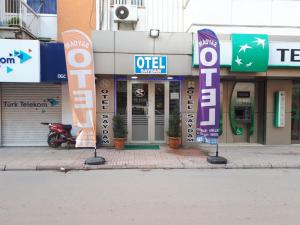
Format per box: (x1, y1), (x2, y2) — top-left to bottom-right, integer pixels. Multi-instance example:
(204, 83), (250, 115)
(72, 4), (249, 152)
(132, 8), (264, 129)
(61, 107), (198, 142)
(27, 0), (57, 14)
(5, 0), (20, 13)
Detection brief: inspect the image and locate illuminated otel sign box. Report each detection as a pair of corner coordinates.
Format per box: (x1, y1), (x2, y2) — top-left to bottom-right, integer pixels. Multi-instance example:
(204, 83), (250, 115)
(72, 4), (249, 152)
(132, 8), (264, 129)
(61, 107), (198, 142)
(134, 55), (167, 74)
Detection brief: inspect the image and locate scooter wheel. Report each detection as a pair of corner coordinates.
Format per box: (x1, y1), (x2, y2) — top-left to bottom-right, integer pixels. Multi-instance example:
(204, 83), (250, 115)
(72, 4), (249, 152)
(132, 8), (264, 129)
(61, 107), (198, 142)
(48, 133), (62, 148)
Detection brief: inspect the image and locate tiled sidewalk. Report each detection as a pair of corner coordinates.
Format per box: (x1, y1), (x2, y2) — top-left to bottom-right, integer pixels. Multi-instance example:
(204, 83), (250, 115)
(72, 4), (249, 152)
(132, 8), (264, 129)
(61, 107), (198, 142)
(0, 145), (207, 171)
(1, 144), (300, 171)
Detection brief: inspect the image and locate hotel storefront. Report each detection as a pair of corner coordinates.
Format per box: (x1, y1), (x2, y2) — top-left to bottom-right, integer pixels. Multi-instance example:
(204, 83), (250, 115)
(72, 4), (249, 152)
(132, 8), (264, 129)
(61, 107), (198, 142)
(93, 30), (300, 147)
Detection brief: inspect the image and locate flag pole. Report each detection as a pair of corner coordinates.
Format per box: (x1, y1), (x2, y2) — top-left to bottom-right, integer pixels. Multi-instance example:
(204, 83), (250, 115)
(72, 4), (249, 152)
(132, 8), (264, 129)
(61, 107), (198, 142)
(85, 140), (105, 165)
(207, 137), (227, 165)
(94, 146), (97, 157)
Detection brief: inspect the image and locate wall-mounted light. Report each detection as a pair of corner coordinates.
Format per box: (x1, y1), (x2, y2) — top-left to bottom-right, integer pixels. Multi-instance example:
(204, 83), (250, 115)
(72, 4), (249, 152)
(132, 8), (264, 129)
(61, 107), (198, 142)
(167, 76), (174, 80)
(131, 76), (138, 79)
(150, 29), (160, 38)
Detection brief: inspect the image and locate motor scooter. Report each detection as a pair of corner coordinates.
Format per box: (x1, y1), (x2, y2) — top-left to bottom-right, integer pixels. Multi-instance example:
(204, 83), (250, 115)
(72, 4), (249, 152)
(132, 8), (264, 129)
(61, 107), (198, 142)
(41, 122), (100, 148)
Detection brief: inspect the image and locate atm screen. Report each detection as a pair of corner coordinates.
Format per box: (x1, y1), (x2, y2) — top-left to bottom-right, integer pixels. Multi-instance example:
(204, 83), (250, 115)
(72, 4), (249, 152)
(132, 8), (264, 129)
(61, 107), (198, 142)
(237, 91), (250, 98)
(235, 106), (251, 121)
(235, 108), (244, 118)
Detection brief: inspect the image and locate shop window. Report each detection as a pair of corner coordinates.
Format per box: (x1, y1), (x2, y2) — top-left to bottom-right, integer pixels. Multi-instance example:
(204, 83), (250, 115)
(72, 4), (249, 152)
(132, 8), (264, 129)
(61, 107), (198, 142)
(27, 0), (57, 14)
(5, 0), (20, 13)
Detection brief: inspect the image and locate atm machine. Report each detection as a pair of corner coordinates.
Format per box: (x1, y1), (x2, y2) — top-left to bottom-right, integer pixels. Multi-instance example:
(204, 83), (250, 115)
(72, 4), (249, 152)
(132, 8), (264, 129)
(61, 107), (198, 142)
(230, 83), (255, 142)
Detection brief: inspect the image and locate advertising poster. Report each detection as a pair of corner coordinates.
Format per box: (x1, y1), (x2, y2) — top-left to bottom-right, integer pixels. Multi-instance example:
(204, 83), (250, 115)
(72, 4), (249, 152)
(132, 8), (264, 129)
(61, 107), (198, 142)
(196, 29), (220, 144)
(62, 30), (96, 148)
(0, 39), (40, 82)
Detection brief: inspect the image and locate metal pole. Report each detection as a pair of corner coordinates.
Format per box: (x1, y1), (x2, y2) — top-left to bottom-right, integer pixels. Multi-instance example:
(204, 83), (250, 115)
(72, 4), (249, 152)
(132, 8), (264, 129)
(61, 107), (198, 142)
(94, 146), (97, 158)
(216, 143), (219, 157)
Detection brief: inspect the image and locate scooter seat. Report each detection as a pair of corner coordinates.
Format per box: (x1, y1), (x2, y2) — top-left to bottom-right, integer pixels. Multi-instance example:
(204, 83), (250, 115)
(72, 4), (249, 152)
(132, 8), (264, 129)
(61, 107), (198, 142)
(62, 124), (72, 130)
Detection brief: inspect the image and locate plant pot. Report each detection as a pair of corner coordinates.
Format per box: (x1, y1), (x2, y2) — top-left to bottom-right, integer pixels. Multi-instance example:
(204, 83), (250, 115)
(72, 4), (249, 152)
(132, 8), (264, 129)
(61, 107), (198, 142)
(168, 137), (181, 149)
(114, 138), (125, 150)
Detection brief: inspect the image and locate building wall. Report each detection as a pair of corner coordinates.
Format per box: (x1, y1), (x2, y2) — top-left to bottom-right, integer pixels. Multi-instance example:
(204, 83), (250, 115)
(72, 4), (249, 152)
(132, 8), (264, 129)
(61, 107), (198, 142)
(265, 80), (292, 145)
(144, 0), (183, 32)
(57, 0), (96, 40)
(184, 0), (300, 36)
(93, 31), (192, 75)
(39, 15), (57, 40)
(100, 0), (184, 32)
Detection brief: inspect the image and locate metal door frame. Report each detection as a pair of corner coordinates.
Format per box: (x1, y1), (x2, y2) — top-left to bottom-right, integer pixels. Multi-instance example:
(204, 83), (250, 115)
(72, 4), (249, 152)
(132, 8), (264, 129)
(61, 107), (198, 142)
(127, 80), (169, 143)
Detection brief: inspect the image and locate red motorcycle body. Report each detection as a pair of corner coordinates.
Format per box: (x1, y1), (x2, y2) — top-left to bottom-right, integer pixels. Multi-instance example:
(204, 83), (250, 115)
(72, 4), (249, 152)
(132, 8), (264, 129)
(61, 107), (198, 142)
(41, 122), (76, 148)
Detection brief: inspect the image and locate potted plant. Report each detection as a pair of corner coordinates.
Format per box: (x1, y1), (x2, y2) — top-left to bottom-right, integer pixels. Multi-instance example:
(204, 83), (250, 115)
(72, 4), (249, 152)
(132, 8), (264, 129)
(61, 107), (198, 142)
(8, 16), (20, 27)
(167, 108), (181, 149)
(113, 114), (127, 150)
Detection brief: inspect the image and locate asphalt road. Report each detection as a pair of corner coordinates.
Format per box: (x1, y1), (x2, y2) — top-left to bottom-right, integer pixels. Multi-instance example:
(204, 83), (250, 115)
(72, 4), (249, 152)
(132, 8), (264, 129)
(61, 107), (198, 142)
(0, 169), (300, 225)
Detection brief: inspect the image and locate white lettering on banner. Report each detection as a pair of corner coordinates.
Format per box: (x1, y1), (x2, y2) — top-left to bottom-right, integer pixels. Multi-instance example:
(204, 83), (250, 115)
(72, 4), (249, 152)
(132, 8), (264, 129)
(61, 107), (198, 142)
(74, 90), (93, 108)
(62, 30), (97, 148)
(65, 40), (89, 49)
(200, 108), (215, 126)
(198, 40), (217, 48)
(201, 68), (217, 87)
(186, 114), (195, 142)
(70, 70), (92, 88)
(200, 47), (217, 66)
(68, 49), (91, 67)
(101, 114), (110, 144)
(201, 89), (216, 107)
(199, 46), (217, 127)
(68, 47), (93, 128)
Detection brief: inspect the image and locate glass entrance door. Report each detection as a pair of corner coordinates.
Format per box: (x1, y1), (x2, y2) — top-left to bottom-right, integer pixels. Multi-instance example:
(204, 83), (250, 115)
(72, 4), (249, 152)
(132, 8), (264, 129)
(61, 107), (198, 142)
(154, 83), (165, 141)
(128, 81), (169, 143)
(131, 83), (149, 142)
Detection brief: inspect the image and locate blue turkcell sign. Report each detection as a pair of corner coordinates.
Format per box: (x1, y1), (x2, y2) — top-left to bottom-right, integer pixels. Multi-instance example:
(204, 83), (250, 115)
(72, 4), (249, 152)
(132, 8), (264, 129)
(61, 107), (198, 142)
(134, 55), (167, 74)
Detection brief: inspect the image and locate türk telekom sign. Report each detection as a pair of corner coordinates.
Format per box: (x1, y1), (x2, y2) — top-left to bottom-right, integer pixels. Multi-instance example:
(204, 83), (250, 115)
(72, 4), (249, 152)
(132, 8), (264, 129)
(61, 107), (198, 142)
(0, 39), (40, 82)
(134, 55), (167, 74)
(196, 29), (220, 145)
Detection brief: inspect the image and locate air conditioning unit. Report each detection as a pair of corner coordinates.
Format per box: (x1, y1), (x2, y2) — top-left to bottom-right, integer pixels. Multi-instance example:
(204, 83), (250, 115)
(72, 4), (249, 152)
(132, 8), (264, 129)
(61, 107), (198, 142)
(114, 4), (138, 23)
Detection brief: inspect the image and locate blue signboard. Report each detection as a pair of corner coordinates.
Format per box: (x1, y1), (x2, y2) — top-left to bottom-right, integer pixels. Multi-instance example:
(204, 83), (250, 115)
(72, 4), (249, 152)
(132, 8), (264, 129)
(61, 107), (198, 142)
(40, 42), (67, 82)
(134, 55), (167, 74)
